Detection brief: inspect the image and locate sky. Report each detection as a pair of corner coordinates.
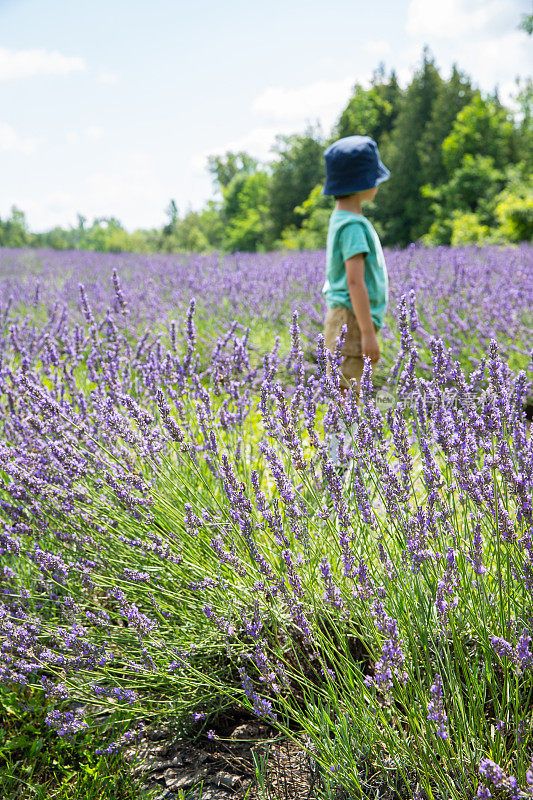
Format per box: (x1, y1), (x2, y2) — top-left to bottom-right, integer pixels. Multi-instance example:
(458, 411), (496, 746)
(0, 0), (531, 232)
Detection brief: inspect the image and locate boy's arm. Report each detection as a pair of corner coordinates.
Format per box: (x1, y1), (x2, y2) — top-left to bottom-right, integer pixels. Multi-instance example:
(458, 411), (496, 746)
(345, 253), (380, 363)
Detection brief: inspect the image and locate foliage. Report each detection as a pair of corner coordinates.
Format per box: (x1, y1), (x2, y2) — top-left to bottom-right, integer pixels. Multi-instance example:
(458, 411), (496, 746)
(159, 201), (224, 253)
(494, 181), (533, 242)
(207, 151), (258, 190)
(0, 206), (31, 248)
(442, 94), (517, 174)
(277, 185), (333, 250)
(333, 65), (402, 145)
(221, 170), (270, 252)
(373, 48), (443, 245)
(264, 127), (325, 248)
(449, 211), (491, 246)
(417, 66), (474, 187)
(0, 687), (142, 799)
(422, 154), (506, 245)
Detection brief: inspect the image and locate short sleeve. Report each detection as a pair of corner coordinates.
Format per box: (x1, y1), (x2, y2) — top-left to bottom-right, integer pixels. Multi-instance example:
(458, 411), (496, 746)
(339, 222), (369, 261)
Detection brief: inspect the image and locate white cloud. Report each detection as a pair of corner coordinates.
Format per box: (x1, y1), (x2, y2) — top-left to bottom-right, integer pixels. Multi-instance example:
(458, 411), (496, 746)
(83, 151), (164, 225)
(0, 46), (86, 81)
(459, 30), (528, 97)
(405, 0), (529, 102)
(45, 191), (76, 214)
(406, 0), (509, 38)
(190, 125), (292, 173)
(203, 125), (287, 165)
(66, 126), (104, 144)
(99, 71), (119, 85)
(17, 151), (166, 231)
(0, 122), (39, 154)
(364, 40), (392, 58)
(85, 126), (104, 140)
(252, 76), (359, 129)
(191, 73), (374, 174)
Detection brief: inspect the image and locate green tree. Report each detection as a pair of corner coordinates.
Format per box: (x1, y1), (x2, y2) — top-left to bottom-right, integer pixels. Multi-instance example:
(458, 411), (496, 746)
(374, 48), (443, 245)
(0, 206), (31, 248)
(40, 227), (72, 250)
(207, 152), (258, 191)
(442, 94), (516, 174)
(449, 212), (490, 246)
(512, 77), (533, 167)
(77, 217), (129, 252)
(422, 155), (506, 245)
(197, 201), (225, 250)
(278, 184), (333, 250)
(334, 67), (402, 144)
(494, 170), (533, 242)
(418, 66), (474, 187)
(222, 171), (269, 252)
(265, 127), (324, 247)
(163, 199), (179, 236)
(159, 200), (224, 253)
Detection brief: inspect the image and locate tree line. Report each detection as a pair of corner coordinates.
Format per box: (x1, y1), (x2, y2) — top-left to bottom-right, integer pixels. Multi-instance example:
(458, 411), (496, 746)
(1, 48), (531, 254)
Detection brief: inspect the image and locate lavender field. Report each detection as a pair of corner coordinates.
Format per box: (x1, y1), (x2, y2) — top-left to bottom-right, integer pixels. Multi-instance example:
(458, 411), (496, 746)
(0, 244), (532, 799)
(1, 243), (531, 376)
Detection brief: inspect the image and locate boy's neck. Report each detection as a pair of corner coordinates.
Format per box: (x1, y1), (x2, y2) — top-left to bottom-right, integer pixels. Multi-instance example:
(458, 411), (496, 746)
(335, 196), (364, 215)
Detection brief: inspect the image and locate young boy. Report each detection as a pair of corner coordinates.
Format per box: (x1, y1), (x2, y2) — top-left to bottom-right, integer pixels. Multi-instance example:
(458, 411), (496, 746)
(322, 135), (390, 395)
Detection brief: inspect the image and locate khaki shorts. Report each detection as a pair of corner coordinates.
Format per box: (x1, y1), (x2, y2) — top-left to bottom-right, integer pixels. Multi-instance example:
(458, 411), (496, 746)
(324, 305), (369, 388)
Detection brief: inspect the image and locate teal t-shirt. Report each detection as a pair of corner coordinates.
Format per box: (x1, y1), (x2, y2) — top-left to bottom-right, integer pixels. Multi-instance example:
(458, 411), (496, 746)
(322, 210), (389, 330)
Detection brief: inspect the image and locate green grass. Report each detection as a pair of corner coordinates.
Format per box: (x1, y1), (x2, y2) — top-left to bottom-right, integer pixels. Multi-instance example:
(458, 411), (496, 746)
(0, 688), (145, 800)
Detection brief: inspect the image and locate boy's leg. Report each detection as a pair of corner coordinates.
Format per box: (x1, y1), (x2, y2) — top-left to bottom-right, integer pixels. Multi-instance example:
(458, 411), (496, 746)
(324, 307), (350, 362)
(342, 356), (365, 398)
(324, 306), (366, 396)
(323, 308), (367, 467)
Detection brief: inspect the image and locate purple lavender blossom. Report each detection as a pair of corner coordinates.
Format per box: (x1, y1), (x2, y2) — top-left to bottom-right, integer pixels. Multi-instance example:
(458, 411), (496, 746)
(365, 614), (407, 701)
(320, 558), (345, 610)
(45, 708), (88, 737)
(427, 673), (448, 739)
(478, 759), (519, 799)
(238, 666), (276, 720)
(491, 631), (533, 674)
(95, 722), (145, 754)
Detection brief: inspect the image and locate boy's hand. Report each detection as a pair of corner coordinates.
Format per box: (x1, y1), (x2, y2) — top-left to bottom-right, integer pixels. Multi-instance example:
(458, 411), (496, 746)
(361, 329), (380, 362)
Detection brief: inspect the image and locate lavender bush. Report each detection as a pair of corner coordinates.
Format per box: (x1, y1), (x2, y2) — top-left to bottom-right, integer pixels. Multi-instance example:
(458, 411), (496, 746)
(0, 244), (532, 798)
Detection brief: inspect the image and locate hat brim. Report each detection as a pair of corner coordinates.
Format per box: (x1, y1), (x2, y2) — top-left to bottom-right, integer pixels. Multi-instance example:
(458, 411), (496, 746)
(375, 160), (390, 185)
(322, 159), (391, 195)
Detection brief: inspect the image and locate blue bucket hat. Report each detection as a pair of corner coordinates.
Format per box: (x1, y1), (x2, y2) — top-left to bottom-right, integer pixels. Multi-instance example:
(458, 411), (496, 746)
(322, 135), (390, 196)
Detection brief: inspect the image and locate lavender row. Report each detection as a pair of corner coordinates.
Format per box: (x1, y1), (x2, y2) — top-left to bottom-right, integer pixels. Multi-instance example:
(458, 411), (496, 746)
(1, 244), (531, 377)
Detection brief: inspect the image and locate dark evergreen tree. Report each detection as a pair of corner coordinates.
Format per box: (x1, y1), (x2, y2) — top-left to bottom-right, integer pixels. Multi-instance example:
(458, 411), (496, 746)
(414, 66), (474, 233)
(418, 66), (474, 186)
(374, 48), (443, 246)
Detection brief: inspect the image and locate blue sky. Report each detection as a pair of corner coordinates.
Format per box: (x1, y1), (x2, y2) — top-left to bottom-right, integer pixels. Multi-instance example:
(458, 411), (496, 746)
(0, 0), (530, 231)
